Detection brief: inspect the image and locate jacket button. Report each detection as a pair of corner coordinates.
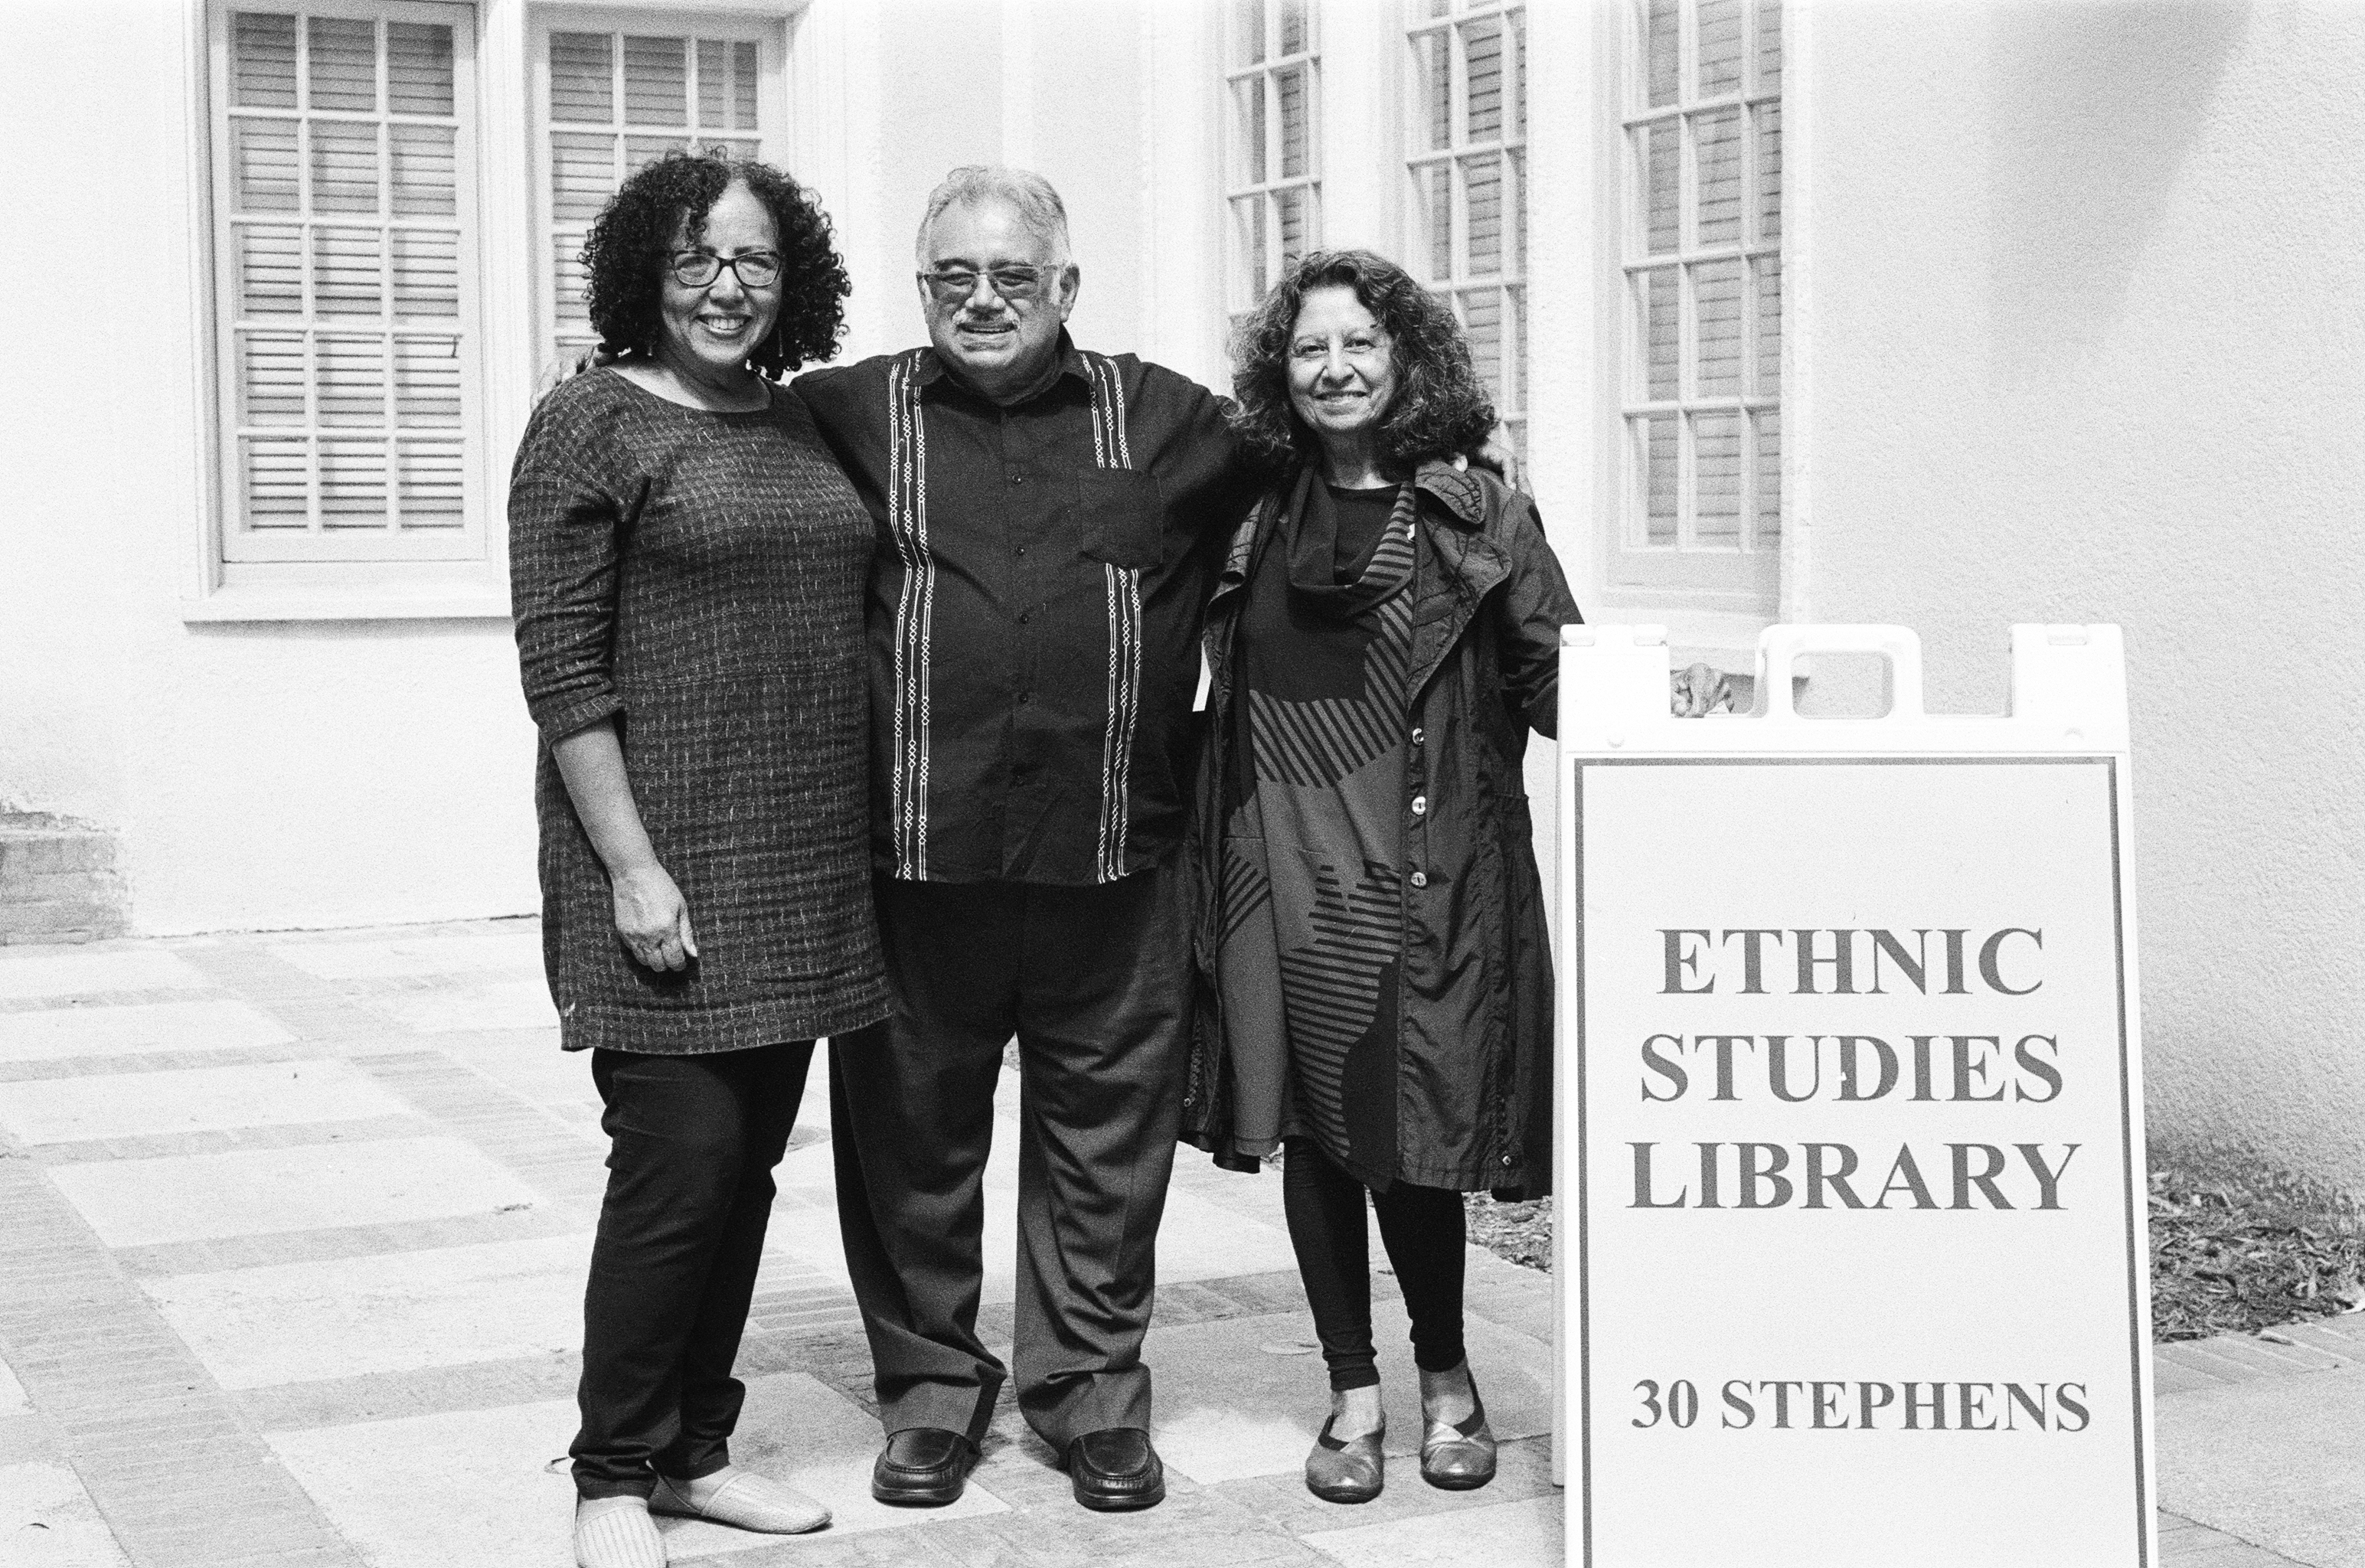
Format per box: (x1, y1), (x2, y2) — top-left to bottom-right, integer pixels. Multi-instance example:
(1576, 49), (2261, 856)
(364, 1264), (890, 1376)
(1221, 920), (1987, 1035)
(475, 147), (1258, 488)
(1410, 871), (1428, 888)
(1411, 795), (1427, 816)
(1410, 727), (1425, 746)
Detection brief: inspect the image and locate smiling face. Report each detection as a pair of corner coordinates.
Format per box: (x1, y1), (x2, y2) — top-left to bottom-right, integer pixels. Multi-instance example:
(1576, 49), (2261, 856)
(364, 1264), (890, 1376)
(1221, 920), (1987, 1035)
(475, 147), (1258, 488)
(655, 180), (780, 382)
(1285, 286), (1398, 451)
(918, 196), (1078, 403)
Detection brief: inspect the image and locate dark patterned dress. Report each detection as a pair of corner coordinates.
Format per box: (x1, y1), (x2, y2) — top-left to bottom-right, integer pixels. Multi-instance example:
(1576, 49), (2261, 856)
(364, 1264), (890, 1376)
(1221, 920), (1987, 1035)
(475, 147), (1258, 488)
(510, 368), (887, 1054)
(1217, 475), (1419, 1186)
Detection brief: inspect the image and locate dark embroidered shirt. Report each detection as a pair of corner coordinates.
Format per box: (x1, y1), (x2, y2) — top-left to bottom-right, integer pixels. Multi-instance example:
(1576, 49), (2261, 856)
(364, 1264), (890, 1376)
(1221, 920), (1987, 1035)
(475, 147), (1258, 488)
(794, 338), (1259, 885)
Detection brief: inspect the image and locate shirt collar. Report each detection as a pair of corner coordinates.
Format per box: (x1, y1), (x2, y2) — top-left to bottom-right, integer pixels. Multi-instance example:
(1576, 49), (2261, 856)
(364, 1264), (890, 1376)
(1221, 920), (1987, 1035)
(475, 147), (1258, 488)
(912, 332), (1090, 399)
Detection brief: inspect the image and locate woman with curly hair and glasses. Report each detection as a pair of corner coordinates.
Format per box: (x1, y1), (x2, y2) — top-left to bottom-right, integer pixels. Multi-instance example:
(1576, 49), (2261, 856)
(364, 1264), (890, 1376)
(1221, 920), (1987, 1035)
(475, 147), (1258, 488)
(509, 149), (882, 1567)
(1184, 250), (1724, 1508)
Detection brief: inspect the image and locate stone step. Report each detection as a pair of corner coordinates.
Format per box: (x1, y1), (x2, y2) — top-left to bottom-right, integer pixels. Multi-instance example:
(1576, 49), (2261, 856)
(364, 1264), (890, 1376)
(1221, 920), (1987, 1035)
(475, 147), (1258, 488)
(0, 812), (129, 943)
(0, 815), (118, 879)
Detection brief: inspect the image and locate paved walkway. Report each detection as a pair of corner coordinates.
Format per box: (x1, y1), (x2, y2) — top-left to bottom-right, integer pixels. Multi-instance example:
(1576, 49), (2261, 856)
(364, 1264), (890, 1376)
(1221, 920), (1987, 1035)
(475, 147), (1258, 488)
(0, 919), (2350, 1566)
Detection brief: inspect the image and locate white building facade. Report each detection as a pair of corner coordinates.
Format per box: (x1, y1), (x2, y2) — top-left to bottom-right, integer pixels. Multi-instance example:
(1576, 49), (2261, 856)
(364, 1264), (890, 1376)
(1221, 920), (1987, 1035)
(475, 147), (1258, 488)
(3, 0), (2361, 1186)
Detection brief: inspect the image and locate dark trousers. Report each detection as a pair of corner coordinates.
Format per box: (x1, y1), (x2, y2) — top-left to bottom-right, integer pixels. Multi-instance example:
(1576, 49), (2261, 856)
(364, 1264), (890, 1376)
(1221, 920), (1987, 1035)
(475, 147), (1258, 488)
(829, 856), (1190, 1449)
(572, 1040), (813, 1498)
(1282, 1137), (1468, 1392)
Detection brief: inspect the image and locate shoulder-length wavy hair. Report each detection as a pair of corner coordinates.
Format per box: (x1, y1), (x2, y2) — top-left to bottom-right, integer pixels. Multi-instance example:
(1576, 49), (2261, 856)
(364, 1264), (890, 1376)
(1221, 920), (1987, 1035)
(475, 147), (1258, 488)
(1229, 249), (1494, 476)
(580, 149), (848, 377)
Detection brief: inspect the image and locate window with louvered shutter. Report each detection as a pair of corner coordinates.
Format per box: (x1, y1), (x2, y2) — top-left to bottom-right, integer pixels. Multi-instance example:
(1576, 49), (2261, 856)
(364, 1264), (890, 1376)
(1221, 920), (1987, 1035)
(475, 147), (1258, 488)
(1225, 0), (1320, 315)
(1616, 0), (1780, 604)
(531, 14), (780, 383)
(209, 2), (484, 562)
(1404, 0), (1525, 458)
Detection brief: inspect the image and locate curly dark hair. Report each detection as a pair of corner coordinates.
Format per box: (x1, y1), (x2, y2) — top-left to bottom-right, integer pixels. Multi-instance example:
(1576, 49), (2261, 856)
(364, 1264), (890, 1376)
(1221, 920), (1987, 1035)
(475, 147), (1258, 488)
(580, 149), (848, 377)
(1229, 249), (1495, 476)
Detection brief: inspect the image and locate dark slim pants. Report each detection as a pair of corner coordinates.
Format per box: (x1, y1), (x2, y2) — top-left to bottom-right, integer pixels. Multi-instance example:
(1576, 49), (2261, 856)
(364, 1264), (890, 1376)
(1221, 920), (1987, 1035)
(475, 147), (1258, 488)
(829, 856), (1191, 1449)
(1282, 1137), (1468, 1392)
(572, 1040), (813, 1498)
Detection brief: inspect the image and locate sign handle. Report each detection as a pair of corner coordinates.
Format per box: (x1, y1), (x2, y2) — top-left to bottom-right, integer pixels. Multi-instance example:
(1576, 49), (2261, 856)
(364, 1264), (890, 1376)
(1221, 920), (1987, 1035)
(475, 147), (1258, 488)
(1754, 622), (1926, 720)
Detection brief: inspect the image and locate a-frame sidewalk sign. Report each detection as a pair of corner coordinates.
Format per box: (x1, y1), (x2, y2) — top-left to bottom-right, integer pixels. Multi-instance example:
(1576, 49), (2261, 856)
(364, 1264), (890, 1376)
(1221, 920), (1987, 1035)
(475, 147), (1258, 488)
(1554, 624), (2154, 1566)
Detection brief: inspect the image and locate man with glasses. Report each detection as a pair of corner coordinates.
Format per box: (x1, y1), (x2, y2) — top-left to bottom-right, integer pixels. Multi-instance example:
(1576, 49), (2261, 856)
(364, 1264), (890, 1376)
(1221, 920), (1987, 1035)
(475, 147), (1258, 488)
(792, 165), (1259, 1514)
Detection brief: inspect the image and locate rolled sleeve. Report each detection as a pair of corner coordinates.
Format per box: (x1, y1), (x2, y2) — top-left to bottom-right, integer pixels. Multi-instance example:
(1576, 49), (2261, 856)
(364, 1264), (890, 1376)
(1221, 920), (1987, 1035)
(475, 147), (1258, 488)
(508, 393), (633, 743)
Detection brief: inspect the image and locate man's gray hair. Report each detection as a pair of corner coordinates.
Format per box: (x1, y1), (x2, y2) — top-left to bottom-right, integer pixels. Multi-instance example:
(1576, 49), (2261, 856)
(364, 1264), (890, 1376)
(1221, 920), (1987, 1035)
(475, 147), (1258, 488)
(916, 166), (1073, 266)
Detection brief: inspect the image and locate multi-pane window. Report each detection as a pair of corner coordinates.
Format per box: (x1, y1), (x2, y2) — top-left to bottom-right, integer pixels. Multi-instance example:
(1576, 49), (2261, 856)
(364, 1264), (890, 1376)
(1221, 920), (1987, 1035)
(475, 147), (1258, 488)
(1225, 0), (1319, 312)
(207, 2), (482, 561)
(533, 19), (775, 380)
(1406, 0), (1526, 453)
(1621, 0), (1781, 590)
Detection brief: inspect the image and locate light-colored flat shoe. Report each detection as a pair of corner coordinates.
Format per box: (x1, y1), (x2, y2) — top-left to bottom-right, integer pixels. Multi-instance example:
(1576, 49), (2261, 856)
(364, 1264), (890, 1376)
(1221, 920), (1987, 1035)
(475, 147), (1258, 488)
(574, 1495), (667, 1568)
(652, 1466), (831, 1534)
(1305, 1413), (1386, 1504)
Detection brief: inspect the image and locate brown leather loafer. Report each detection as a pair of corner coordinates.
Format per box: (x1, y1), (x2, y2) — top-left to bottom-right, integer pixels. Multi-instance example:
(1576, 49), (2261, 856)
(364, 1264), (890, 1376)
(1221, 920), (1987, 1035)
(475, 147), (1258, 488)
(1064, 1427), (1166, 1511)
(1303, 1413), (1385, 1504)
(871, 1427), (978, 1507)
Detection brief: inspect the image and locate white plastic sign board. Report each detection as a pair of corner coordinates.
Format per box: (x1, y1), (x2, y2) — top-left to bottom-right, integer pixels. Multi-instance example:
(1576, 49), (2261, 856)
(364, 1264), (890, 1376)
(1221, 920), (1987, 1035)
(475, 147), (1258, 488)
(1555, 625), (2154, 1567)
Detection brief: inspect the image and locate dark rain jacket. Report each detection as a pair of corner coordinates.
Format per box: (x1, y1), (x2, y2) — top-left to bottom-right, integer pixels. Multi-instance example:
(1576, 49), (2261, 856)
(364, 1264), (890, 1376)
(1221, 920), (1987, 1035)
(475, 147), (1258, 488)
(1181, 460), (1579, 1198)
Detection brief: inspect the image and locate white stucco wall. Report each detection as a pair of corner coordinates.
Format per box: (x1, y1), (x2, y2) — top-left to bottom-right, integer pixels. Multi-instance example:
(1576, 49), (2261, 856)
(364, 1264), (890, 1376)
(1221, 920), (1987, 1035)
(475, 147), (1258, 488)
(1, 3), (543, 934)
(0, 0), (1192, 938)
(1791, 0), (2365, 1186)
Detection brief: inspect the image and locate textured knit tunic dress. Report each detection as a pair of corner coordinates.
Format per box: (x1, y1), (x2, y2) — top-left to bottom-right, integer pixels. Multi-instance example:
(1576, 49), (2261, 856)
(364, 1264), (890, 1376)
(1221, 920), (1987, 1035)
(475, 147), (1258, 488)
(1217, 474), (1419, 1187)
(510, 368), (887, 1054)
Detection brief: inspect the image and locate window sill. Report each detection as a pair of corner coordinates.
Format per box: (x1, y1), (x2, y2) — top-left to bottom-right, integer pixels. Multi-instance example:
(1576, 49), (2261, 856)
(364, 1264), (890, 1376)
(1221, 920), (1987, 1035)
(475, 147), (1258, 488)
(181, 586), (512, 624)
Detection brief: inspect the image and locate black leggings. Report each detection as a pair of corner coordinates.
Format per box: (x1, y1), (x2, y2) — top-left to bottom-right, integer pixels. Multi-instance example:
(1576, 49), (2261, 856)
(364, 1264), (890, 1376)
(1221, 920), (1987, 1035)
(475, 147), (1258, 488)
(1281, 1138), (1468, 1392)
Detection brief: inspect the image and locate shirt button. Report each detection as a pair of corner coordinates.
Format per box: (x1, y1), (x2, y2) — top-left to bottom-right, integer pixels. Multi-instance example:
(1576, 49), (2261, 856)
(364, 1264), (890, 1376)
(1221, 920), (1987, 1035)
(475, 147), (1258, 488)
(1008, 472), (1024, 486)
(1018, 691), (1032, 705)
(1501, 1154), (1514, 1167)
(1014, 544), (1027, 557)
(1410, 727), (1426, 746)
(1410, 871), (1428, 888)
(1411, 795), (1427, 816)
(1018, 609), (1032, 624)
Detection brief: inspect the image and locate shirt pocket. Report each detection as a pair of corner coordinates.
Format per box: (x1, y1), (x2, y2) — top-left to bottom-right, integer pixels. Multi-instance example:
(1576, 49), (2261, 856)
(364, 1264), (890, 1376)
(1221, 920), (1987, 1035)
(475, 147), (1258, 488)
(1071, 468), (1167, 569)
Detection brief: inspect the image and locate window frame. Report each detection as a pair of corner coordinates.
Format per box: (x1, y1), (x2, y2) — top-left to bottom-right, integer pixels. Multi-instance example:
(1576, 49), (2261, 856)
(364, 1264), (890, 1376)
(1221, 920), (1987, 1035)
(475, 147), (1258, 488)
(1605, 0), (1783, 616)
(201, 0), (493, 581)
(1222, 0), (1322, 315)
(1399, 0), (1527, 454)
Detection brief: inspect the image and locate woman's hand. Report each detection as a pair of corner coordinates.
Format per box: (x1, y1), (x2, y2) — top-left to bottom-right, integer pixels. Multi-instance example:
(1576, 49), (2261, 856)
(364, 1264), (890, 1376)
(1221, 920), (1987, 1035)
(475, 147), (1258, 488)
(612, 863), (698, 972)
(1669, 662), (1732, 717)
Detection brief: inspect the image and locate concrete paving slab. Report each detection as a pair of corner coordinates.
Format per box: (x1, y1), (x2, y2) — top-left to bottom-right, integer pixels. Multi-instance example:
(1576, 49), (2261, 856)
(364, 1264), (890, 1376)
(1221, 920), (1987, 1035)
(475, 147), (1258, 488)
(1138, 1304), (1554, 1487)
(0, 951), (211, 1002)
(0, 998), (296, 1063)
(1301, 1493), (1560, 1567)
(144, 1233), (593, 1389)
(0, 1462), (133, 1567)
(2158, 1363), (2365, 1567)
(0, 1058), (406, 1145)
(267, 929), (546, 981)
(380, 978), (562, 1033)
(269, 1378), (1007, 1568)
(48, 1135), (543, 1248)
(436, 1029), (596, 1116)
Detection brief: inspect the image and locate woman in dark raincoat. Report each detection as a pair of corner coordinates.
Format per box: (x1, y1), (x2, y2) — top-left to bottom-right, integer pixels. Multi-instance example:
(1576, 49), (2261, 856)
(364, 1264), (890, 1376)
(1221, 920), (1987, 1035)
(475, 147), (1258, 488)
(1181, 249), (1723, 1507)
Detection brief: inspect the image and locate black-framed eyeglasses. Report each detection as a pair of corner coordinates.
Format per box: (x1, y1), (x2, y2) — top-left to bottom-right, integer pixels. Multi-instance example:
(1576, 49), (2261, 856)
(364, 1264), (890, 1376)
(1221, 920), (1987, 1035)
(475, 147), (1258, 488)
(917, 265), (1052, 304)
(668, 250), (783, 289)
